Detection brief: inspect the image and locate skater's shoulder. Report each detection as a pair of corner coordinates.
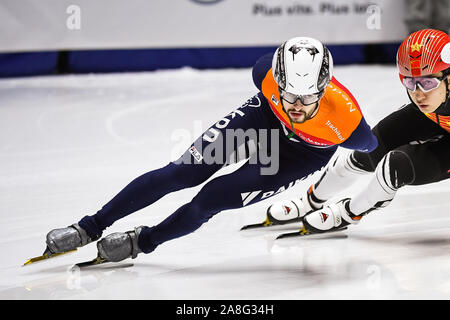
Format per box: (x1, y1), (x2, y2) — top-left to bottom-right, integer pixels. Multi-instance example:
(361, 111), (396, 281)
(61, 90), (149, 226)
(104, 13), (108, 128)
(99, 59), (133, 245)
(321, 77), (363, 119)
(252, 52), (274, 91)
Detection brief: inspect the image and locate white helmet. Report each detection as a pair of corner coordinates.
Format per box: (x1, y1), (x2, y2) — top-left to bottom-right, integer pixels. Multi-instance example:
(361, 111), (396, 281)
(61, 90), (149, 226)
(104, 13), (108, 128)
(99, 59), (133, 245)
(272, 37), (333, 95)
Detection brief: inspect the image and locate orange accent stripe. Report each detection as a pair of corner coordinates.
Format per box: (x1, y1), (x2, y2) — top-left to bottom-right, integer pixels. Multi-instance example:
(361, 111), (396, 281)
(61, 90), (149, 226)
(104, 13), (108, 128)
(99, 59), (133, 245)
(425, 113), (450, 132)
(330, 77), (362, 113)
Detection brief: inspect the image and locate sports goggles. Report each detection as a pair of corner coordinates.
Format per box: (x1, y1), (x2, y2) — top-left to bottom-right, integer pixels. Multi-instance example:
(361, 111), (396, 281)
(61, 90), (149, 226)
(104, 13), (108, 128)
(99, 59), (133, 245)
(280, 89), (324, 105)
(402, 74), (446, 92)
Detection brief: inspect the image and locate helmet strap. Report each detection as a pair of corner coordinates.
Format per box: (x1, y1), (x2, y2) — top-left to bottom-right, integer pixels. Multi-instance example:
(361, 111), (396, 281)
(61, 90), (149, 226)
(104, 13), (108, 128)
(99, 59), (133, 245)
(287, 118), (296, 139)
(439, 69), (450, 110)
(310, 102), (320, 119)
(445, 74), (450, 100)
(443, 68), (450, 99)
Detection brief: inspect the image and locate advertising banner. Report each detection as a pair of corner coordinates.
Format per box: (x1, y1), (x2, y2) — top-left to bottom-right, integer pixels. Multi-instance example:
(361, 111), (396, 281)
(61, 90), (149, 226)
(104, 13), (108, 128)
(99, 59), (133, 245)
(0, 0), (408, 52)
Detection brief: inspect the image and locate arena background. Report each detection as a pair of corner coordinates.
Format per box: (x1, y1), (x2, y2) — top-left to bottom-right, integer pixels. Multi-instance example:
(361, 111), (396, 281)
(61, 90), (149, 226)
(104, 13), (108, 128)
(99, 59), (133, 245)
(0, 0), (408, 77)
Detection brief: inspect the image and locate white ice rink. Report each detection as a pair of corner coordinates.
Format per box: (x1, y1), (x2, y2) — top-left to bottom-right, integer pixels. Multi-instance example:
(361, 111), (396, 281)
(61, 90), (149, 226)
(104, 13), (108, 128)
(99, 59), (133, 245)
(0, 65), (449, 300)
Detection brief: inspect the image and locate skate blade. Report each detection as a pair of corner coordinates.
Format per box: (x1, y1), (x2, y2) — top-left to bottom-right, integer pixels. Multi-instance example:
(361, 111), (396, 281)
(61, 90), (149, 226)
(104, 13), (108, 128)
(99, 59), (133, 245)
(23, 248), (77, 266)
(276, 226), (348, 239)
(240, 219), (302, 231)
(240, 217), (304, 231)
(74, 254), (108, 268)
(240, 222), (270, 230)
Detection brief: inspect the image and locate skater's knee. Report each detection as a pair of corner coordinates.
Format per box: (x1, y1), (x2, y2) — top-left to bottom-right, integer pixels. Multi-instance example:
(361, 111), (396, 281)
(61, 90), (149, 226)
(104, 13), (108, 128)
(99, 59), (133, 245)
(352, 126), (388, 173)
(191, 192), (223, 218)
(175, 200), (218, 229)
(328, 151), (373, 177)
(189, 183), (232, 221)
(378, 150), (415, 189)
(352, 150), (377, 173)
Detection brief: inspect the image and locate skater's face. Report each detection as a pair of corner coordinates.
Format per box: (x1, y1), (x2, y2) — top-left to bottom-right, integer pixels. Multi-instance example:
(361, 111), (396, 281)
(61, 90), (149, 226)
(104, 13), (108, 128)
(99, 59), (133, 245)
(408, 71), (450, 113)
(282, 97), (321, 124)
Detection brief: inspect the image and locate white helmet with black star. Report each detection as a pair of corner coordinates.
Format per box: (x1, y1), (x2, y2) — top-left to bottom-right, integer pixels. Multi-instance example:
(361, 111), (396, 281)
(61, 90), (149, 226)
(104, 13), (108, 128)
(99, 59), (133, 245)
(272, 37), (334, 95)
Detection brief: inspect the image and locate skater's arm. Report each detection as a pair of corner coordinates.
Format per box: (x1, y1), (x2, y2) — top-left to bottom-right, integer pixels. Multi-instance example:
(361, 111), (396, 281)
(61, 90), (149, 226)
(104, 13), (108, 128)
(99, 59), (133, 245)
(328, 78), (378, 153)
(340, 117), (378, 152)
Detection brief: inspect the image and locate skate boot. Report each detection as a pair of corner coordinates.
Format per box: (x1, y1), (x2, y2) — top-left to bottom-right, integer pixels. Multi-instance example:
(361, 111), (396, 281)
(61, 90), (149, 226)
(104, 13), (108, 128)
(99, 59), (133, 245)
(46, 223), (98, 254)
(96, 226), (144, 263)
(23, 223), (99, 266)
(302, 198), (363, 233)
(266, 185), (327, 225)
(241, 185), (326, 230)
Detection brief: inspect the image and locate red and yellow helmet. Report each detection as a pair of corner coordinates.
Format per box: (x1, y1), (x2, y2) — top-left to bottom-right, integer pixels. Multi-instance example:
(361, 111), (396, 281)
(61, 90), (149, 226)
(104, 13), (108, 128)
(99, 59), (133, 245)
(397, 29), (450, 82)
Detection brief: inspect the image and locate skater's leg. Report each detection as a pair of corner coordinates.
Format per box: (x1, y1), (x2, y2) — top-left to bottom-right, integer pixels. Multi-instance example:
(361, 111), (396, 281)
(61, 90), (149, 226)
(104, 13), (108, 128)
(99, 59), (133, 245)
(310, 104), (446, 203)
(136, 147), (335, 254)
(78, 161), (221, 239)
(350, 134), (450, 213)
(45, 160), (221, 254)
(76, 94), (273, 239)
(303, 135), (450, 232)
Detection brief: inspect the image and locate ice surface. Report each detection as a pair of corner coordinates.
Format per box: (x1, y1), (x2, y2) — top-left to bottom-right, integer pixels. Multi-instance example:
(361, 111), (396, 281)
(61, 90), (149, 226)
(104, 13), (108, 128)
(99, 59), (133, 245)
(0, 65), (449, 300)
